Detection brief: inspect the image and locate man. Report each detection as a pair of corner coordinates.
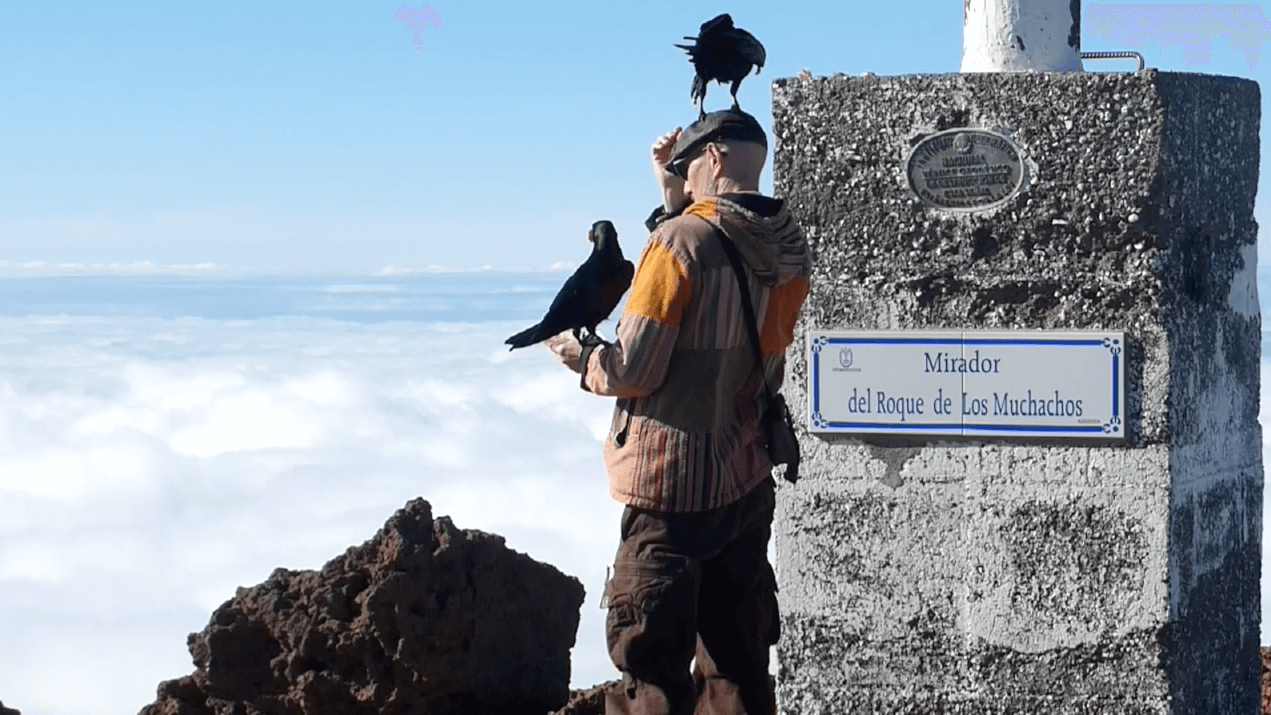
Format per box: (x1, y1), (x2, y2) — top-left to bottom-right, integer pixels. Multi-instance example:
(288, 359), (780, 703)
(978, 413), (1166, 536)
(546, 109), (811, 715)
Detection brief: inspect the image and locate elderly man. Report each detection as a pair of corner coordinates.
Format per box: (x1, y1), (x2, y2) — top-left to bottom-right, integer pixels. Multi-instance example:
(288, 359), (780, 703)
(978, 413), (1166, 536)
(547, 109), (811, 715)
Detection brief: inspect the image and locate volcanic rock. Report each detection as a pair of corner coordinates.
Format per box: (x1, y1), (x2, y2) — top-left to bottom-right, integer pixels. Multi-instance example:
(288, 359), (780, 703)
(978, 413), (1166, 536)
(140, 498), (584, 715)
(1263, 647), (1271, 715)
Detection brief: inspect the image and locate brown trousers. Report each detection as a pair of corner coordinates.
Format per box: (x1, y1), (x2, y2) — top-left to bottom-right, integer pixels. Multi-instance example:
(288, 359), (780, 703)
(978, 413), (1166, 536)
(603, 478), (779, 715)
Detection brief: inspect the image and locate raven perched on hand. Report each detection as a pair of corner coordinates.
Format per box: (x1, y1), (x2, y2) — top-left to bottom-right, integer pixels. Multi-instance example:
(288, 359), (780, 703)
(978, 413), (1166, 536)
(676, 13), (766, 118)
(505, 220), (634, 350)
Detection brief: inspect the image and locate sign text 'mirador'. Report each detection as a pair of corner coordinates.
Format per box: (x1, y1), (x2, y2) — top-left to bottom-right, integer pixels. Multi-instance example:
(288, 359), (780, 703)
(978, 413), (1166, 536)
(924, 350), (1001, 374)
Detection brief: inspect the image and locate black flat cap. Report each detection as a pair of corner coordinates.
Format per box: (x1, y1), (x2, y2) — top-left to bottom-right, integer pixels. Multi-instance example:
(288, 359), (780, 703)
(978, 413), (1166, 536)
(666, 109), (768, 179)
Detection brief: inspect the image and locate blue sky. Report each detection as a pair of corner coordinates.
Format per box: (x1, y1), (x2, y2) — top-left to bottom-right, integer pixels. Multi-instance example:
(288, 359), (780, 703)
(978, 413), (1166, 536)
(5, 1), (1260, 275)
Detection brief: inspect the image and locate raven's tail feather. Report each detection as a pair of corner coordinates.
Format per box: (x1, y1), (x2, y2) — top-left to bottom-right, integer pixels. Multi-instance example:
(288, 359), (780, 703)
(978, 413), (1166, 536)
(505, 323), (545, 350)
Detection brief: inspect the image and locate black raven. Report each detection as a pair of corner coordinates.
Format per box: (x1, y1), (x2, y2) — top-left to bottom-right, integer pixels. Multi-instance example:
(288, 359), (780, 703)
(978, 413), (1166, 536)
(676, 14), (766, 118)
(505, 220), (634, 350)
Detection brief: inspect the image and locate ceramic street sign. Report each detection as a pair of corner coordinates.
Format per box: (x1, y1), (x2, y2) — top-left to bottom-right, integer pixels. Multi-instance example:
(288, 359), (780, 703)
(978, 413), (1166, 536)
(807, 330), (1125, 439)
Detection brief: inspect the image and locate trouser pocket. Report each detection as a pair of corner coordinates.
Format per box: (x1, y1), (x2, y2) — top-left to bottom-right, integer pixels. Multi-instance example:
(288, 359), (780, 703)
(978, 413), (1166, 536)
(604, 556), (695, 684)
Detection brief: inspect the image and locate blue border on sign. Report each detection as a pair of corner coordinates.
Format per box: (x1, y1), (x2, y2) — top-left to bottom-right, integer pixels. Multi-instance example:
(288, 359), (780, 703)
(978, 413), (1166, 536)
(808, 333), (1123, 437)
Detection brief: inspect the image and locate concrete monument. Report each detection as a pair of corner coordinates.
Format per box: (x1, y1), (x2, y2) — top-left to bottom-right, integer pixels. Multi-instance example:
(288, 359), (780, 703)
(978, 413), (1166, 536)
(770, 1), (1262, 713)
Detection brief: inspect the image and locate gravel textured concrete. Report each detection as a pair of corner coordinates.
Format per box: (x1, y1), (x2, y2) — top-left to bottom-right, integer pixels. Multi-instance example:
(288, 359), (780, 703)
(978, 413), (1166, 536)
(771, 70), (1261, 714)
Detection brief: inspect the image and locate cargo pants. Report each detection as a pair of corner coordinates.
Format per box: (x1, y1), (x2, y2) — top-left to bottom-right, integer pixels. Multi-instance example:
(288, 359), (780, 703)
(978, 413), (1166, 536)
(603, 478), (779, 715)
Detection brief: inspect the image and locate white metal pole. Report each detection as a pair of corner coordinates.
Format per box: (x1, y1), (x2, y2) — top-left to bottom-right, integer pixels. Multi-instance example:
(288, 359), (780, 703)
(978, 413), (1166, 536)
(962, 0), (1084, 72)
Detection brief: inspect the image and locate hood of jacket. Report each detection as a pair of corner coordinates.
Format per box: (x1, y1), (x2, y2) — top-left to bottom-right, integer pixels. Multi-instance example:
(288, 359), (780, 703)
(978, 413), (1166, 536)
(683, 192), (811, 287)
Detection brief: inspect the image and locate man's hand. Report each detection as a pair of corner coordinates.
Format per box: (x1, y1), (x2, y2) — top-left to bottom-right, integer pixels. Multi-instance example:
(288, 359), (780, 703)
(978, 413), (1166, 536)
(545, 330), (583, 373)
(652, 128), (689, 214)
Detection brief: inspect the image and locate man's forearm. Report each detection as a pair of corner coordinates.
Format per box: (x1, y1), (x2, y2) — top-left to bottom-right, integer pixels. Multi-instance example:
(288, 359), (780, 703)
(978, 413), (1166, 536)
(582, 314), (679, 398)
(663, 189), (689, 215)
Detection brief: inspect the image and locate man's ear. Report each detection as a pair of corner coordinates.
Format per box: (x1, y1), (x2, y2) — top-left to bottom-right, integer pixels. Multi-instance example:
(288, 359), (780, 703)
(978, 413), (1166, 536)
(708, 142), (727, 176)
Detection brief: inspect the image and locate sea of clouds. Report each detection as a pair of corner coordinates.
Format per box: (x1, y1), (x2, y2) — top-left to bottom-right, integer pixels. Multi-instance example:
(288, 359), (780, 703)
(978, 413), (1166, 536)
(0, 275), (626, 715)
(0, 271), (1268, 715)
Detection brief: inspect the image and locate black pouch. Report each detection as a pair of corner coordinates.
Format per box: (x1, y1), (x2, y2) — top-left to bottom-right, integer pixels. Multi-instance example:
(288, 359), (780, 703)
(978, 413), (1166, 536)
(763, 393), (800, 483)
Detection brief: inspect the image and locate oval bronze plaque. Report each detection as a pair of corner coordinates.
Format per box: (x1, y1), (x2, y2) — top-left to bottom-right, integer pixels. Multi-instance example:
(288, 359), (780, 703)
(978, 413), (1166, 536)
(905, 129), (1024, 211)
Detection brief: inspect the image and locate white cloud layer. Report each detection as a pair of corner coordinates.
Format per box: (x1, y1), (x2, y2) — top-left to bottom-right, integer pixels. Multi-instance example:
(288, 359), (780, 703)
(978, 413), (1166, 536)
(0, 260), (222, 277)
(0, 286), (1269, 715)
(0, 258), (576, 278)
(0, 315), (624, 715)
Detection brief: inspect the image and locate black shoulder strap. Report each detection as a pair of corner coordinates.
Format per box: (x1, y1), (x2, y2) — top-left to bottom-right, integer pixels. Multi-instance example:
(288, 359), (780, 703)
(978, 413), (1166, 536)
(713, 229), (774, 399)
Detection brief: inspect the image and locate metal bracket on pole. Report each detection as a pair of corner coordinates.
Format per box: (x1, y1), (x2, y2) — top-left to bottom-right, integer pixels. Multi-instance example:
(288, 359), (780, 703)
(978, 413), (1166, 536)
(1080, 51), (1148, 71)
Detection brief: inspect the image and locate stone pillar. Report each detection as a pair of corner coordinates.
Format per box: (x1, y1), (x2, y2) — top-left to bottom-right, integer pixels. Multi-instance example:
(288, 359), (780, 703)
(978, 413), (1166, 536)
(771, 71), (1261, 714)
(962, 0), (1083, 72)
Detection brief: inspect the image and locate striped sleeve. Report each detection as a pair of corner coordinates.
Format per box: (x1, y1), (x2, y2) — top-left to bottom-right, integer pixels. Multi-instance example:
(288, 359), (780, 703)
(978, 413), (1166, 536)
(760, 276), (811, 353)
(583, 237), (693, 397)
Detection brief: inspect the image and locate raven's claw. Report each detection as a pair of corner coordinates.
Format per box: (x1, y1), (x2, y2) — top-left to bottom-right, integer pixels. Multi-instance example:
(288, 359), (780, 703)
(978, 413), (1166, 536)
(579, 331), (608, 349)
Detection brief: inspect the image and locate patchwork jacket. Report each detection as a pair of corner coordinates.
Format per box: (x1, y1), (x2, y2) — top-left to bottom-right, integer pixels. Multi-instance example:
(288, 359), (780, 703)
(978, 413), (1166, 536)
(582, 192), (811, 512)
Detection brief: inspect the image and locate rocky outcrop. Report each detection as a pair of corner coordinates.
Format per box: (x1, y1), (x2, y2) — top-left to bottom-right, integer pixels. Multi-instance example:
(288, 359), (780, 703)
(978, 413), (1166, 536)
(1263, 647), (1271, 715)
(140, 498), (584, 715)
(0, 701), (20, 715)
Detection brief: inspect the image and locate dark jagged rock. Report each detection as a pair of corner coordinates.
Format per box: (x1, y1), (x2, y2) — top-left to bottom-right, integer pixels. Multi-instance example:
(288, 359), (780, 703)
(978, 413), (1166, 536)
(0, 701), (20, 715)
(140, 498), (584, 715)
(1262, 647), (1271, 715)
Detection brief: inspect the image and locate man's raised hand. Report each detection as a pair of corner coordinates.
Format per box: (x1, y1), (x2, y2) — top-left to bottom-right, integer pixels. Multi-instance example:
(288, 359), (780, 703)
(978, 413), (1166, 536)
(652, 128), (688, 213)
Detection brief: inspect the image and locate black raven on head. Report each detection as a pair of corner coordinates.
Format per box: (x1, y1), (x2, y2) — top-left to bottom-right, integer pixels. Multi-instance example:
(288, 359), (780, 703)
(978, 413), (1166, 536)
(504, 220), (634, 350)
(676, 13), (766, 118)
